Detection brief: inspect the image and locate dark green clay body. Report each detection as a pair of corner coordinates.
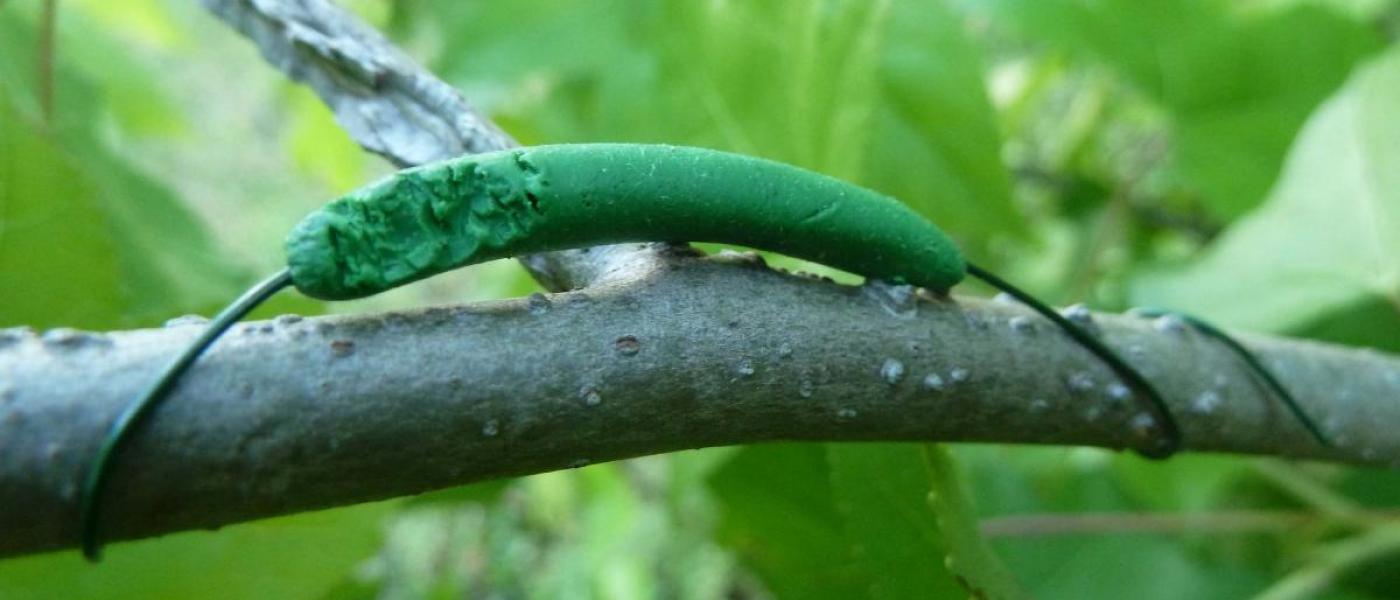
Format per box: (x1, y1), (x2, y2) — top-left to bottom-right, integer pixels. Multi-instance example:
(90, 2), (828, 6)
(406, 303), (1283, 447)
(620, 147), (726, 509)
(286, 144), (967, 300)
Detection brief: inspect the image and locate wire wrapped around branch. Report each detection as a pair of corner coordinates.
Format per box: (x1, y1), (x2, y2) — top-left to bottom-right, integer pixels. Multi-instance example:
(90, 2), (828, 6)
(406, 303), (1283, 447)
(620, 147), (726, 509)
(2, 256), (1397, 558)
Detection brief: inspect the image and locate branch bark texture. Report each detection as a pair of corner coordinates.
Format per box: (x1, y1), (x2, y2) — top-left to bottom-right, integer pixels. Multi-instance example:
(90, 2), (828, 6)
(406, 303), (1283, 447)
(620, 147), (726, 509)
(3, 257), (1399, 557)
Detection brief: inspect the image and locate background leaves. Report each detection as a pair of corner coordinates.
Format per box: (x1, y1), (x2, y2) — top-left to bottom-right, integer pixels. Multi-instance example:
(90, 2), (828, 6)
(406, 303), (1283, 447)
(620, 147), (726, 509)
(0, 12), (245, 329)
(968, 0), (1382, 220)
(407, 0), (1022, 258)
(1135, 47), (1400, 346)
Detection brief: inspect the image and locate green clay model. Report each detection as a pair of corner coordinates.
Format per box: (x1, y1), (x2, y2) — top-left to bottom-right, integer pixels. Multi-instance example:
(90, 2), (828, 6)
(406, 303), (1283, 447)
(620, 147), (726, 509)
(77, 143), (1324, 561)
(285, 144), (965, 299)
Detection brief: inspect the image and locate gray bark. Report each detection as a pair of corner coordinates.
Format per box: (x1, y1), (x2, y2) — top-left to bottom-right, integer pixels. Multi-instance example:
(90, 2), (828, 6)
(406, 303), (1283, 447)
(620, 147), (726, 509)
(2, 257), (1398, 557)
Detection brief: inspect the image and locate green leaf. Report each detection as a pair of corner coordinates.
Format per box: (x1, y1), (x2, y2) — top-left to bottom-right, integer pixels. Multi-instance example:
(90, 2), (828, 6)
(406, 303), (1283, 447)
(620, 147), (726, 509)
(864, 0), (1024, 251)
(57, 3), (189, 138)
(286, 85), (373, 194)
(1132, 47), (1400, 334)
(709, 444), (872, 599)
(0, 14), (246, 329)
(401, 479), (510, 508)
(1291, 295), (1400, 352)
(920, 445), (1027, 600)
(826, 444), (966, 599)
(711, 443), (1022, 599)
(0, 502), (393, 600)
(0, 94), (126, 328)
(969, 0), (1381, 219)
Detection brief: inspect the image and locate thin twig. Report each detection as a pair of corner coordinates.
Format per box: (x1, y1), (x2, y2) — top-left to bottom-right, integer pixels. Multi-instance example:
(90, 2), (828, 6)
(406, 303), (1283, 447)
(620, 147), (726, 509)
(1253, 525), (1400, 600)
(981, 510), (1400, 538)
(1252, 459), (1368, 522)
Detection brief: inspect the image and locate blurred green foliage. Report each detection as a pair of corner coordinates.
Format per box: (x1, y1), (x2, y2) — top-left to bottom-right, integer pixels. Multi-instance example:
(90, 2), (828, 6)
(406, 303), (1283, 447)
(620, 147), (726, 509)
(969, 0), (1382, 220)
(2, 0), (1399, 598)
(396, 0), (1022, 259)
(1136, 46), (1400, 346)
(0, 10), (245, 329)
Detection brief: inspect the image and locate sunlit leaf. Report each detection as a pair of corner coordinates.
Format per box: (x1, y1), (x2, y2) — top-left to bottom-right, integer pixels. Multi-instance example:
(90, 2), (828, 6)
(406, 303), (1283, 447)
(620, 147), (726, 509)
(286, 86), (373, 194)
(0, 94), (126, 327)
(70, 0), (185, 50)
(920, 445), (1027, 600)
(1133, 47), (1400, 335)
(828, 439), (985, 598)
(826, 443), (967, 599)
(709, 444), (872, 599)
(50, 2), (187, 137)
(0, 14), (245, 329)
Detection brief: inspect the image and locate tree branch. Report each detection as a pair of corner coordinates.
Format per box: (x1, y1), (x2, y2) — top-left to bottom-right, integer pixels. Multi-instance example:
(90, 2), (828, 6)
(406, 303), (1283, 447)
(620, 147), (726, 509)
(199, 0), (672, 290)
(2, 257), (1398, 557)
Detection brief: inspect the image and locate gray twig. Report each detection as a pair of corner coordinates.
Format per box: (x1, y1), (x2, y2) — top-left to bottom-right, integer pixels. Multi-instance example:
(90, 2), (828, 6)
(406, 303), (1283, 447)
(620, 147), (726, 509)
(2, 257), (1398, 557)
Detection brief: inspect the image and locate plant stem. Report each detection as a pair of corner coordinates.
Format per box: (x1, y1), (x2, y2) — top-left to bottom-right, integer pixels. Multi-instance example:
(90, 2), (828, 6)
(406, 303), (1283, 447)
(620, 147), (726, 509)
(2, 259), (1397, 558)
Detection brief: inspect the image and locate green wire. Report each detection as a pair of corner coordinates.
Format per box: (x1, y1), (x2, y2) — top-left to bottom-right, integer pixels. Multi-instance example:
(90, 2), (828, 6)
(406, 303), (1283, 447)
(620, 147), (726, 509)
(966, 263), (1182, 458)
(1132, 308), (1331, 447)
(78, 269), (293, 561)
